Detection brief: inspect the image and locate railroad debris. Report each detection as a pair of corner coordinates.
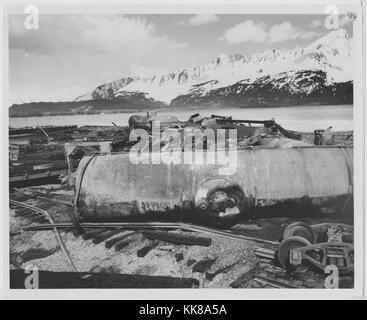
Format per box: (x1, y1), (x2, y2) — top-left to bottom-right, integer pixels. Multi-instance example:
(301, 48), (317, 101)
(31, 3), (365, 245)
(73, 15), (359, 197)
(9, 182), (354, 288)
(175, 252), (184, 262)
(142, 230), (212, 247)
(205, 259), (242, 281)
(137, 240), (160, 257)
(277, 221), (354, 275)
(73, 143), (353, 228)
(254, 247), (276, 260)
(229, 268), (259, 288)
(9, 116), (353, 188)
(252, 275), (299, 289)
(105, 232), (135, 249)
(192, 258), (217, 273)
(187, 259), (197, 267)
(9, 199), (79, 273)
(115, 239), (132, 252)
(92, 228), (124, 244)
(82, 229), (110, 241)
(21, 221), (279, 245)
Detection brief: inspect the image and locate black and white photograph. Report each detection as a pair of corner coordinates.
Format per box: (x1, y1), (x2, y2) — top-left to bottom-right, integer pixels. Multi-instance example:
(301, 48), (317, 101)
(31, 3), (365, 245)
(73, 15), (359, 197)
(1, 0), (365, 300)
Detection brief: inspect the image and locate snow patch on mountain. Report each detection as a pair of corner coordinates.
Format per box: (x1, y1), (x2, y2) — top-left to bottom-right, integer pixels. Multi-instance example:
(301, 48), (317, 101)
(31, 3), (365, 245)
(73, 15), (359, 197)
(75, 29), (352, 104)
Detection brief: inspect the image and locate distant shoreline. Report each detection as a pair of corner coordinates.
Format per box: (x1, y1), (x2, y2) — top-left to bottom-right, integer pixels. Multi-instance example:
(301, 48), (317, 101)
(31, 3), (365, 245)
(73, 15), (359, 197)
(9, 103), (353, 119)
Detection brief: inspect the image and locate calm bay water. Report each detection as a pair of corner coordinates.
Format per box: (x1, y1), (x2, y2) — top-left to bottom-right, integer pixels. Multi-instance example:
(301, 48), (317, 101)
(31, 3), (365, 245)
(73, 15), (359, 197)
(9, 105), (353, 132)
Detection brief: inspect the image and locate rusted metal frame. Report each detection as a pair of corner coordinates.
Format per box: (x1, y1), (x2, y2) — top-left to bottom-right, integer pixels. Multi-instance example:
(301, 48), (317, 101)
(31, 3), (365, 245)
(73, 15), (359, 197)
(290, 241), (354, 274)
(311, 222), (353, 230)
(222, 119), (273, 125)
(273, 122), (301, 140)
(9, 199), (79, 273)
(217, 118), (299, 140)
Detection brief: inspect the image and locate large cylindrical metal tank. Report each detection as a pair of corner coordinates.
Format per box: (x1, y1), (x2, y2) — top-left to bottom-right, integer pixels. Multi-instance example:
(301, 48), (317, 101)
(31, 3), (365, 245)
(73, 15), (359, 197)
(73, 146), (353, 226)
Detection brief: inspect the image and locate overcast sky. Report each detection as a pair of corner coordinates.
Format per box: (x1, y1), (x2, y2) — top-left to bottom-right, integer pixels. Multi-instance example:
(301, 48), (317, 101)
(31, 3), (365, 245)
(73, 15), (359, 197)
(9, 14), (353, 104)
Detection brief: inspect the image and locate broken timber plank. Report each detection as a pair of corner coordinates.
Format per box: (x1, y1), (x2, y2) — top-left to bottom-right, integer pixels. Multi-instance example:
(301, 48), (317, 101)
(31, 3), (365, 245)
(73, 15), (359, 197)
(254, 247), (275, 260)
(105, 232), (135, 249)
(115, 239), (131, 251)
(192, 258), (217, 273)
(82, 228), (110, 240)
(205, 259), (242, 281)
(256, 247), (276, 254)
(142, 230), (211, 247)
(230, 268), (259, 288)
(72, 228), (86, 237)
(187, 259), (196, 267)
(137, 240), (159, 257)
(175, 252), (184, 262)
(253, 275), (299, 289)
(92, 228), (124, 244)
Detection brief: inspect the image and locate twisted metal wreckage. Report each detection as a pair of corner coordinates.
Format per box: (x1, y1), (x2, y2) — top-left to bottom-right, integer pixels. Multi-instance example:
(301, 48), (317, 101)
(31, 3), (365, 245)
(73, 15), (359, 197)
(65, 113), (353, 228)
(11, 113), (354, 281)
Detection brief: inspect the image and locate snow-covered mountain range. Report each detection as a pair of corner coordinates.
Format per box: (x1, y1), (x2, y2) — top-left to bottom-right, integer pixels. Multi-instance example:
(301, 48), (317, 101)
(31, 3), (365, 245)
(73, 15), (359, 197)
(75, 29), (353, 108)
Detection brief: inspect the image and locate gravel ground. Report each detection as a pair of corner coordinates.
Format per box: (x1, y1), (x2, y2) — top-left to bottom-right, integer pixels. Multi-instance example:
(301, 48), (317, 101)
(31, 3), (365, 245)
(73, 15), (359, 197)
(9, 185), (354, 289)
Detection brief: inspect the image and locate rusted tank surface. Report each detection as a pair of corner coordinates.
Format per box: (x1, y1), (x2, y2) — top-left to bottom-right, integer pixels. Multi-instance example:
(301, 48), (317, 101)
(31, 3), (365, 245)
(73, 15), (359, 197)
(74, 146), (353, 226)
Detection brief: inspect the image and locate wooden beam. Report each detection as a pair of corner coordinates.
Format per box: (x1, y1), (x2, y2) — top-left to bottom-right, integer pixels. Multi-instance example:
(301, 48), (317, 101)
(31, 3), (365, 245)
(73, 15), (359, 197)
(143, 230), (212, 247)
(137, 240), (159, 257)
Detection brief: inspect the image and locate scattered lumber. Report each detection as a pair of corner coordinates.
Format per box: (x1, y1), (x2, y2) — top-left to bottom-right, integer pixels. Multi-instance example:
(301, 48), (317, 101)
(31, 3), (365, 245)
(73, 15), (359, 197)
(187, 259), (196, 267)
(137, 240), (159, 257)
(175, 252), (184, 262)
(254, 247), (276, 260)
(192, 258), (217, 273)
(92, 228), (124, 244)
(72, 228), (86, 237)
(105, 232), (135, 249)
(82, 228), (110, 240)
(230, 268), (258, 288)
(252, 275), (299, 289)
(142, 230), (211, 247)
(115, 239), (131, 251)
(205, 259), (242, 281)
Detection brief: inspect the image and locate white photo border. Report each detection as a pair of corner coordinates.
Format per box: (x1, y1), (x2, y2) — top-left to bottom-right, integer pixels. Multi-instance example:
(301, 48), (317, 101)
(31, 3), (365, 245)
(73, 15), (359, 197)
(0, 0), (365, 300)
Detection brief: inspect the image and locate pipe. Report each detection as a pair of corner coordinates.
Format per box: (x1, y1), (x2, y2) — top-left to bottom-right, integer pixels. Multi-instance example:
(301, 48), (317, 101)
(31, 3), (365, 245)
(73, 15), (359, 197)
(10, 199), (79, 273)
(21, 221), (279, 246)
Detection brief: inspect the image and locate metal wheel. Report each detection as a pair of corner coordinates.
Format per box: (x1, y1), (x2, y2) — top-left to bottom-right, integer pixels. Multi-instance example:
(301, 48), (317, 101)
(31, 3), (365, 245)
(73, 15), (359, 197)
(283, 221), (317, 244)
(195, 180), (245, 228)
(277, 236), (312, 269)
